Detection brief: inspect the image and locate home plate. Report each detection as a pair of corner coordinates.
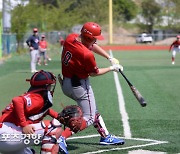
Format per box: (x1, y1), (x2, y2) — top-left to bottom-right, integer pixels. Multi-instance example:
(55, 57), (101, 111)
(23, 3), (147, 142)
(128, 149), (167, 154)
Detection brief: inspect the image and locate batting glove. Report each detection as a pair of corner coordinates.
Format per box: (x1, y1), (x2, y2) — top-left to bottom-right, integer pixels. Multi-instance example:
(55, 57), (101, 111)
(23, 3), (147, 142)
(108, 57), (119, 65)
(110, 64), (123, 72)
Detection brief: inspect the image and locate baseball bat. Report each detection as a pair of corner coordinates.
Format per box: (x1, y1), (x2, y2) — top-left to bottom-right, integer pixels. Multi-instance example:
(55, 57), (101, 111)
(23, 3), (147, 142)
(118, 69), (147, 107)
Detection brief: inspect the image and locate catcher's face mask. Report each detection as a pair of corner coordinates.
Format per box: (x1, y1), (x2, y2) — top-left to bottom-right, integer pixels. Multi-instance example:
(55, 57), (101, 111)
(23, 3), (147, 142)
(47, 82), (56, 96)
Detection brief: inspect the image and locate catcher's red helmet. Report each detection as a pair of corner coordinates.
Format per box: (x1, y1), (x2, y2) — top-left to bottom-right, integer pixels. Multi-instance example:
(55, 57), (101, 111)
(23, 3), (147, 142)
(26, 70), (56, 86)
(81, 22), (104, 40)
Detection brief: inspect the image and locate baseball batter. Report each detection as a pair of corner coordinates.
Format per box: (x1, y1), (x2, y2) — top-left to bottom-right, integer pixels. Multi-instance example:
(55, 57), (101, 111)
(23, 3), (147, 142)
(26, 28), (40, 73)
(169, 35), (180, 65)
(58, 22), (124, 154)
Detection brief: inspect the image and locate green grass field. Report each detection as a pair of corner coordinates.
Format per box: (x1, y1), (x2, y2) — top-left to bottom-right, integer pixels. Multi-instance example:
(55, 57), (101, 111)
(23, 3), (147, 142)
(0, 49), (180, 154)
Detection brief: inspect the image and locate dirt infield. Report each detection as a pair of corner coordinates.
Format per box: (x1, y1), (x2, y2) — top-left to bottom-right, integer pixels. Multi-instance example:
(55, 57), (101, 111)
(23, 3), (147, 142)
(101, 45), (169, 51)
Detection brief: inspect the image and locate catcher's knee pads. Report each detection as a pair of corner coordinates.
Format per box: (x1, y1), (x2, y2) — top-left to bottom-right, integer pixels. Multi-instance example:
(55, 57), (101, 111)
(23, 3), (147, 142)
(40, 119), (62, 154)
(41, 137), (59, 154)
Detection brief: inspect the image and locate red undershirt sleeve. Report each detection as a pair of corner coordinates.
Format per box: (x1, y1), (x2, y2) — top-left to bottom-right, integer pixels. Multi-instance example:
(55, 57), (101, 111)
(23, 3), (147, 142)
(48, 108), (59, 119)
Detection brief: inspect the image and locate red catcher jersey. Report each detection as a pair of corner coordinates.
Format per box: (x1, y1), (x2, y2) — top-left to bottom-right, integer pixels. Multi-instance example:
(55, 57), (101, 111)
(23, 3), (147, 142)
(39, 40), (48, 49)
(0, 92), (58, 127)
(61, 33), (98, 79)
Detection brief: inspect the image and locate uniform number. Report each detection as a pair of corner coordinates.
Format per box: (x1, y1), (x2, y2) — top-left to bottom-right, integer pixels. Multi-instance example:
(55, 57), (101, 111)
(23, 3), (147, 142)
(63, 51), (72, 66)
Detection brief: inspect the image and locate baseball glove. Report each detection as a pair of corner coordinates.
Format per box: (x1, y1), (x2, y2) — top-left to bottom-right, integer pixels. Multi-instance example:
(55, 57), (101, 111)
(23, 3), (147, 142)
(58, 105), (83, 133)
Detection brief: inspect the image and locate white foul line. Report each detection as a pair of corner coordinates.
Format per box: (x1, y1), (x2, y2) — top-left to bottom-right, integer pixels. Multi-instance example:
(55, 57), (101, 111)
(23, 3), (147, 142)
(109, 50), (132, 138)
(67, 134), (168, 154)
(82, 141), (168, 154)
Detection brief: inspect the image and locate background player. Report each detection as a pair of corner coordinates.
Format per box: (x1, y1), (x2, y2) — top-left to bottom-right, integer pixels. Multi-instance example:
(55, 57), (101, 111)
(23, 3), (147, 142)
(58, 22), (124, 154)
(169, 35), (180, 65)
(26, 28), (40, 73)
(38, 35), (48, 66)
(59, 36), (65, 53)
(0, 70), (62, 154)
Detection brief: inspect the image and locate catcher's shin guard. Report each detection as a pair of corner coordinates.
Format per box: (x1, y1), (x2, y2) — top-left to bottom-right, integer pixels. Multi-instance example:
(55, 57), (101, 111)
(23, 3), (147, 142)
(40, 119), (62, 154)
(93, 113), (109, 138)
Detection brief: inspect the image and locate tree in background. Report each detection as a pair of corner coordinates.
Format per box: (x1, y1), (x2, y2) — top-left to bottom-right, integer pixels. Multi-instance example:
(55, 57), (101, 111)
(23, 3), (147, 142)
(66, 0), (108, 25)
(164, 0), (180, 32)
(141, 0), (162, 33)
(10, 0), (140, 52)
(113, 0), (138, 22)
(172, 0), (180, 32)
(11, 4), (28, 52)
(36, 0), (59, 7)
(12, 0), (138, 33)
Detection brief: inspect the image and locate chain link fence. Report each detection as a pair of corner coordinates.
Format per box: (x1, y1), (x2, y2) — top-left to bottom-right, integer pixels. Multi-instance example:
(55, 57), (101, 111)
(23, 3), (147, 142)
(1, 31), (179, 56)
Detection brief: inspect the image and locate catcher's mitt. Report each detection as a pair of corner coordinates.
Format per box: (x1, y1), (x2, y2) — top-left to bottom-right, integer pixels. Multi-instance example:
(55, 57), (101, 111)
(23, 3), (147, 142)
(58, 105), (83, 133)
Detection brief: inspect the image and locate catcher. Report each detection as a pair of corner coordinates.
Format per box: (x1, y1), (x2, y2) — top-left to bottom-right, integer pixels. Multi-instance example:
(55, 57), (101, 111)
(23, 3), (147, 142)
(0, 70), (83, 154)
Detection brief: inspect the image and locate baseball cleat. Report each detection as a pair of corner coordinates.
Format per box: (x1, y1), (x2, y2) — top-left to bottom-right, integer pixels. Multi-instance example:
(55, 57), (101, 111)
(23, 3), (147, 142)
(172, 61), (175, 65)
(100, 134), (125, 145)
(58, 136), (68, 154)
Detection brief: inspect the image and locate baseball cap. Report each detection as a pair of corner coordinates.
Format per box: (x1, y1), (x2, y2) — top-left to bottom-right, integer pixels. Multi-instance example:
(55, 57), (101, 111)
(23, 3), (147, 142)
(33, 28), (38, 32)
(41, 34), (45, 38)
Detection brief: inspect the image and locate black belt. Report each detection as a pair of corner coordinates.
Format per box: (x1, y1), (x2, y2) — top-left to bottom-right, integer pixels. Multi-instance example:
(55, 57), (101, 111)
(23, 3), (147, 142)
(71, 75), (81, 87)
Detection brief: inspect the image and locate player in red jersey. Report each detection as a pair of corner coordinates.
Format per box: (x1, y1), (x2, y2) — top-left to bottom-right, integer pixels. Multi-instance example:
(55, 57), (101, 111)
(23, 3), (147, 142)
(58, 22), (124, 154)
(38, 35), (48, 65)
(169, 35), (180, 65)
(0, 70), (64, 154)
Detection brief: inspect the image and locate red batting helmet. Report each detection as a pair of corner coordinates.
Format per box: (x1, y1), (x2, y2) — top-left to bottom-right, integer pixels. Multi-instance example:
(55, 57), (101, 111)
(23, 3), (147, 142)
(26, 70), (56, 86)
(81, 22), (104, 40)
